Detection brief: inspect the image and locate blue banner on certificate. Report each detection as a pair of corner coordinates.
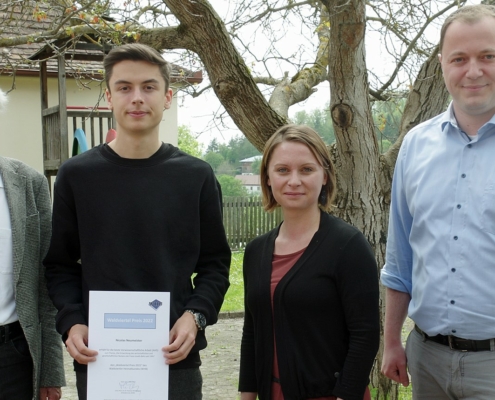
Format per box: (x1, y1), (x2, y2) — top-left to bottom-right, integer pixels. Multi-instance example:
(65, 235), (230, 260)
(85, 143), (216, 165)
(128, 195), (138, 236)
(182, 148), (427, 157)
(88, 291), (170, 400)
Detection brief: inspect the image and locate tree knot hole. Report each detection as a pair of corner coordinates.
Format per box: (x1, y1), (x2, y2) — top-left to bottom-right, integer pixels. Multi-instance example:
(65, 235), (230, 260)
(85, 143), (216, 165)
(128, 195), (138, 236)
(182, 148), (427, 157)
(331, 103), (353, 128)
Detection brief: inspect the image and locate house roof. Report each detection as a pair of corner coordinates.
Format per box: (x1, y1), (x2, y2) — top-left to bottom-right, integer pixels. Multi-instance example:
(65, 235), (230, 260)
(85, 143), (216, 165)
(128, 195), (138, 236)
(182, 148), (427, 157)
(0, 1), (202, 85)
(240, 155), (262, 163)
(235, 175), (261, 186)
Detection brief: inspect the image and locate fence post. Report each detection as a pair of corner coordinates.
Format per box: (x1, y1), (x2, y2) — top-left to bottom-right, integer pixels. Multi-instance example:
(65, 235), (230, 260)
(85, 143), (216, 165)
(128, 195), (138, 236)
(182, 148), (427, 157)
(222, 196), (282, 250)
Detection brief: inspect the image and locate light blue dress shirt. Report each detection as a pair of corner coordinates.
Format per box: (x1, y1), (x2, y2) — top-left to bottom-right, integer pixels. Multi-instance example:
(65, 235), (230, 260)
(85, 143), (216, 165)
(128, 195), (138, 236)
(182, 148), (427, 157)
(381, 103), (495, 340)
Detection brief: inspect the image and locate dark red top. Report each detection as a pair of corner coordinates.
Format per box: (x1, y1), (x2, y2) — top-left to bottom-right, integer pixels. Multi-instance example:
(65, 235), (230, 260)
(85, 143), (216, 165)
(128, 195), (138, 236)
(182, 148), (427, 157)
(270, 249), (371, 400)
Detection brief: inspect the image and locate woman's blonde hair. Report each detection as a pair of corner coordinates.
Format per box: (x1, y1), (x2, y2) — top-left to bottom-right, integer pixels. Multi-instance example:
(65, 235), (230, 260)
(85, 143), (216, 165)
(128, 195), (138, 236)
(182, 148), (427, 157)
(260, 124), (336, 212)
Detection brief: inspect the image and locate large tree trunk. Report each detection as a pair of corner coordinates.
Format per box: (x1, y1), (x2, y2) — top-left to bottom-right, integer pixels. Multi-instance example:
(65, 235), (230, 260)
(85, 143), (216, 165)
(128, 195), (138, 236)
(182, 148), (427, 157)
(322, 0), (392, 397)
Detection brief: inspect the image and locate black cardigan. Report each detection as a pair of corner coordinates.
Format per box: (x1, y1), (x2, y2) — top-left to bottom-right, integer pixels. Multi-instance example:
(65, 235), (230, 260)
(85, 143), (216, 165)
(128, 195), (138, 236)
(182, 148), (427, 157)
(239, 211), (380, 400)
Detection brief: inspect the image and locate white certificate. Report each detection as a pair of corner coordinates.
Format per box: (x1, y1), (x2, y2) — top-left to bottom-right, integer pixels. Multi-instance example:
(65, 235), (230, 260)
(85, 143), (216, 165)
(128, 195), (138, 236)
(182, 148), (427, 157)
(88, 291), (170, 400)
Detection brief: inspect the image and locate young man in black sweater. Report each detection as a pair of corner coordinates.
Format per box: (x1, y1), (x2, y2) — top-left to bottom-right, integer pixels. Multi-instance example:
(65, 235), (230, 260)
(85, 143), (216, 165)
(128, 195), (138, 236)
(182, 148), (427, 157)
(44, 43), (231, 400)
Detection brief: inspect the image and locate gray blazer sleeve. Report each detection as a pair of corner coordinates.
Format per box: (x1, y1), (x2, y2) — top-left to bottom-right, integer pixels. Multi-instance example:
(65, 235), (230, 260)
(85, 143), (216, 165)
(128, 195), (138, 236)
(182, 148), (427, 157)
(3, 157), (66, 391)
(35, 174), (66, 388)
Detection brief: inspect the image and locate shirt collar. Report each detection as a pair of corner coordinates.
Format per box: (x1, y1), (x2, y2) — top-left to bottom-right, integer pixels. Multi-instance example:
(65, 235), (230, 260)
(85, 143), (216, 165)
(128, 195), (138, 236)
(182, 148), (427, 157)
(441, 101), (495, 137)
(440, 102), (459, 132)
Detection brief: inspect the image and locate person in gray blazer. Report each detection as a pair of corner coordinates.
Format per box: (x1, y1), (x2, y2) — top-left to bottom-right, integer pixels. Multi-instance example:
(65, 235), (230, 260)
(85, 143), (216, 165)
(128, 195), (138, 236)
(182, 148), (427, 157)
(0, 156), (65, 400)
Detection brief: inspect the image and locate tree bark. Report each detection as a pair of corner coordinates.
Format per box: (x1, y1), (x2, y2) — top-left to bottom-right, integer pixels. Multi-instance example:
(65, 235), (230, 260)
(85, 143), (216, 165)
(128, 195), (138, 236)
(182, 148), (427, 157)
(322, 0), (392, 397)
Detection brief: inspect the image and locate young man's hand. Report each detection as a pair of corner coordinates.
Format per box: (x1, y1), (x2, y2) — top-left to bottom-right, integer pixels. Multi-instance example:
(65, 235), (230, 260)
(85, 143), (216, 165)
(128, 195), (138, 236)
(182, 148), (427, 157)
(162, 312), (198, 364)
(66, 324), (98, 364)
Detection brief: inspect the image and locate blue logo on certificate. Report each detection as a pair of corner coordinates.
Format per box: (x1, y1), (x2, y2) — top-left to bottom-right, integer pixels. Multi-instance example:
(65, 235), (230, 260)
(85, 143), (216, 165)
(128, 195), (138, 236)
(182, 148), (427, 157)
(149, 299), (162, 310)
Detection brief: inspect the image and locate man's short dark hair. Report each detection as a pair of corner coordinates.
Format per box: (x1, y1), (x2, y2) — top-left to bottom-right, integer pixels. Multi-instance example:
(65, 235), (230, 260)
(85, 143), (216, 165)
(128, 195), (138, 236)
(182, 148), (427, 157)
(104, 43), (172, 91)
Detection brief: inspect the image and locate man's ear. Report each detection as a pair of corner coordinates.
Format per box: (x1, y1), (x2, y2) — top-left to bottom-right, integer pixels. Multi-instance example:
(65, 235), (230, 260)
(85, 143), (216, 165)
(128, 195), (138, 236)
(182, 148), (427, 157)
(106, 88), (113, 110)
(164, 88), (173, 110)
(438, 53), (445, 74)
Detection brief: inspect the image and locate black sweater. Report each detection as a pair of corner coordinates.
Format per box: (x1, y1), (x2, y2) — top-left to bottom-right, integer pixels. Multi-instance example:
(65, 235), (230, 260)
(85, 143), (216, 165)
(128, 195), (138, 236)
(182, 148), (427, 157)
(44, 143), (231, 370)
(239, 212), (380, 400)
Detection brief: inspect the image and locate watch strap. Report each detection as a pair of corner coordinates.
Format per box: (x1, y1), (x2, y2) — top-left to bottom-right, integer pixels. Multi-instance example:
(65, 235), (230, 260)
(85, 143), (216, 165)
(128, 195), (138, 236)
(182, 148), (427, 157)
(184, 309), (206, 330)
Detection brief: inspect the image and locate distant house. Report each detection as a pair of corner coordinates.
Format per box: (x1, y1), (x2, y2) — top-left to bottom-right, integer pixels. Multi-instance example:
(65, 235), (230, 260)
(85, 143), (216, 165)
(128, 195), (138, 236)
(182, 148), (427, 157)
(235, 174), (261, 195)
(239, 155), (262, 174)
(0, 4), (202, 173)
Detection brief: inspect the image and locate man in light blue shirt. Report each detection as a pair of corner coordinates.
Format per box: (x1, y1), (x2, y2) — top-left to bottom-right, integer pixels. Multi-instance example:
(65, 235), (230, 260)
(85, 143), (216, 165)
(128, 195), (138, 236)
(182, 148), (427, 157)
(381, 4), (495, 399)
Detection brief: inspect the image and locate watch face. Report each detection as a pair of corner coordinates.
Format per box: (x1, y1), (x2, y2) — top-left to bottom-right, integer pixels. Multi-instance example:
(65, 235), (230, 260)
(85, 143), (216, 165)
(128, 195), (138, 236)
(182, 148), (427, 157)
(196, 313), (207, 329)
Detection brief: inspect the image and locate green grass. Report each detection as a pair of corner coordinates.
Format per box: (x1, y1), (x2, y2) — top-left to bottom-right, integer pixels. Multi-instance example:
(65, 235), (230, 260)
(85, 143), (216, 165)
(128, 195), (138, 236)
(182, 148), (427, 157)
(221, 251), (244, 312)
(369, 385), (412, 399)
(399, 385), (413, 399)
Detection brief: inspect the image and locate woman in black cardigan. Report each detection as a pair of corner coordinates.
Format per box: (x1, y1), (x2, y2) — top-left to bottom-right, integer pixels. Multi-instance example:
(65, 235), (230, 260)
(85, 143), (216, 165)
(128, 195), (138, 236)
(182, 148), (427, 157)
(239, 125), (380, 400)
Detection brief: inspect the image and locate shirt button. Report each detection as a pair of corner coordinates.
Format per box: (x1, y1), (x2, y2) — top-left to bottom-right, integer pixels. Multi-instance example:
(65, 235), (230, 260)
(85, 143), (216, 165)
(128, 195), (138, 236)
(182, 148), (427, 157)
(451, 300), (455, 304)
(467, 144), (472, 148)
(452, 330), (457, 333)
(457, 204), (461, 209)
(451, 268), (456, 272)
(461, 174), (466, 178)
(453, 236), (458, 240)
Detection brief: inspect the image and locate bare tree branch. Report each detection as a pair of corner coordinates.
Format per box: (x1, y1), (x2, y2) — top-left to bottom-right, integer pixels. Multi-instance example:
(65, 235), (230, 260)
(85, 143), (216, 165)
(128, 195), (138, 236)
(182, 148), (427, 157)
(371, 0), (466, 98)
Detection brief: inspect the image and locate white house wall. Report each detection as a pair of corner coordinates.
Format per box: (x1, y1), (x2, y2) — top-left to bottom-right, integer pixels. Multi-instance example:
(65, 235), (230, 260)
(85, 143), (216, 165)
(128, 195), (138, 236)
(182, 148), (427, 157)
(0, 75), (178, 173)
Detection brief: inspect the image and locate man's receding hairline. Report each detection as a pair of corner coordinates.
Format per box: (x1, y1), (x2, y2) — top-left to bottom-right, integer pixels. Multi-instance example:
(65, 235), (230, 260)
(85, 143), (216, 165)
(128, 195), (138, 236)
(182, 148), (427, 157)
(440, 9), (495, 52)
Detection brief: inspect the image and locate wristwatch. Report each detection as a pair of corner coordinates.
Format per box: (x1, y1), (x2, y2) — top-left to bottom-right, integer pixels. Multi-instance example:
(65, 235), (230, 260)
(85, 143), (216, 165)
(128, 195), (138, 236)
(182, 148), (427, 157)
(185, 309), (206, 331)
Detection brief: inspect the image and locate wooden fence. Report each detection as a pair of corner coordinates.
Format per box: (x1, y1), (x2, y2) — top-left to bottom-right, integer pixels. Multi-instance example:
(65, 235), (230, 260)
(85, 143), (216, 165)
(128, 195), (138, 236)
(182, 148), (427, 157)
(222, 196), (283, 250)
